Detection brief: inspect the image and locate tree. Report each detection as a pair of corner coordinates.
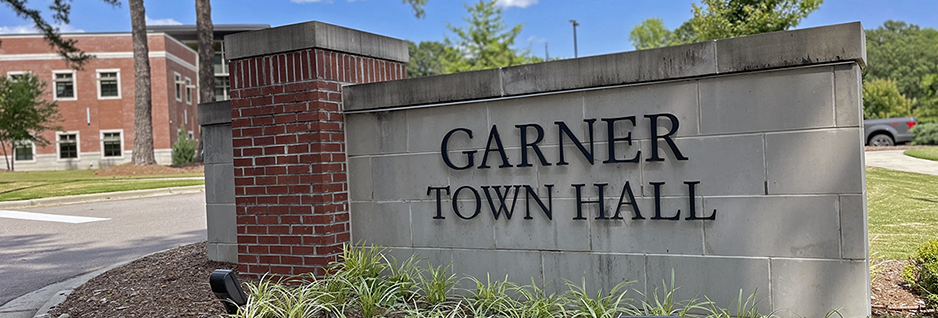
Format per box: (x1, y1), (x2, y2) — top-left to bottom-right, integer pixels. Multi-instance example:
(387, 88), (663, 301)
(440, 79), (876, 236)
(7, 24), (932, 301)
(1, 0), (120, 69)
(915, 73), (938, 123)
(863, 78), (914, 120)
(865, 21), (938, 102)
(0, 74), (62, 171)
(129, 0), (156, 165)
(196, 0), (214, 104)
(407, 40), (449, 78)
(443, 0), (542, 73)
(690, 0), (822, 41)
(628, 0), (822, 49)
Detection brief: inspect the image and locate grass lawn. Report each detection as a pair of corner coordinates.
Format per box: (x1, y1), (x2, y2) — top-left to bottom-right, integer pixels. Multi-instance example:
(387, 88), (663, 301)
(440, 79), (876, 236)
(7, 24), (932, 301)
(904, 146), (938, 161)
(867, 166), (938, 259)
(0, 169), (204, 201)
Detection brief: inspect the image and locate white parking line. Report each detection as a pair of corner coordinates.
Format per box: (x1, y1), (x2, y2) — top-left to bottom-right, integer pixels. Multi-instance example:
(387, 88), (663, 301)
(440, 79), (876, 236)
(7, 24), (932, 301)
(0, 210), (110, 224)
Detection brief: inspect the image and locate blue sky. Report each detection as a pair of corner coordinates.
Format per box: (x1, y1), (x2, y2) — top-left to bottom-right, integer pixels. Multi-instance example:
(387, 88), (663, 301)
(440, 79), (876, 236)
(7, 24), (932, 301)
(2, 0), (937, 59)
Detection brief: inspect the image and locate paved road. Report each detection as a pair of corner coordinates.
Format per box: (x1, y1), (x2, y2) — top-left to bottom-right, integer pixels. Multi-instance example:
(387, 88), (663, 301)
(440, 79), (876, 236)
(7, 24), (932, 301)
(865, 150), (938, 176)
(0, 193), (206, 308)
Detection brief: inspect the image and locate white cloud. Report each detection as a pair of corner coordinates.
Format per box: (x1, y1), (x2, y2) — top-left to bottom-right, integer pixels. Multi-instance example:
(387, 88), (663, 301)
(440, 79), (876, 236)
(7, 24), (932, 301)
(496, 0), (537, 8)
(527, 36), (547, 44)
(0, 24), (84, 34)
(145, 16), (183, 26)
(291, 0), (332, 3)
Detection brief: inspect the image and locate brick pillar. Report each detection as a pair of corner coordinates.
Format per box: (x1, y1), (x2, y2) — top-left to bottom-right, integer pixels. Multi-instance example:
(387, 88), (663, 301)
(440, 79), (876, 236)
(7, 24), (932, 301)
(224, 21), (407, 278)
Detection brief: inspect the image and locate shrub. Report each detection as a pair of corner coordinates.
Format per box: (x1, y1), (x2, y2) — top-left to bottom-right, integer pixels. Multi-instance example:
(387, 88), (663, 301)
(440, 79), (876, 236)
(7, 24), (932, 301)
(171, 127), (195, 165)
(911, 123), (938, 145)
(903, 238), (938, 306)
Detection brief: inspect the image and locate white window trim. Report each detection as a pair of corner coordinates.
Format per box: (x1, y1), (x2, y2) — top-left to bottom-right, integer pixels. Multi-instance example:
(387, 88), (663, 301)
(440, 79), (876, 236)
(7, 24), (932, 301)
(185, 77), (194, 105)
(13, 140), (37, 163)
(52, 70), (78, 101)
(187, 130), (194, 140)
(174, 72), (183, 101)
(100, 129), (125, 159)
(56, 131), (80, 161)
(96, 69), (121, 100)
(6, 71), (30, 80)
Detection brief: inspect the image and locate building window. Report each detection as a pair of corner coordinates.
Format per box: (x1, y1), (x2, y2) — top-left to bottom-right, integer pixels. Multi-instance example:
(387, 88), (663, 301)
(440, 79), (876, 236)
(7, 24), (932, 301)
(58, 133), (78, 159)
(213, 41), (228, 75)
(185, 77), (192, 104)
(101, 131), (122, 158)
(53, 71), (76, 100)
(214, 76), (229, 101)
(7, 71), (29, 81)
(97, 70), (120, 99)
(174, 73), (182, 101)
(14, 141), (34, 161)
(187, 131), (194, 140)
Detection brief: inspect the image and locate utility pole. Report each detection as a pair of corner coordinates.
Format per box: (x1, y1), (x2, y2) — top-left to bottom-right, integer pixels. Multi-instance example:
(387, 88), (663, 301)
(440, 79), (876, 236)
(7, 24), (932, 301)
(545, 42), (549, 61)
(569, 19), (579, 58)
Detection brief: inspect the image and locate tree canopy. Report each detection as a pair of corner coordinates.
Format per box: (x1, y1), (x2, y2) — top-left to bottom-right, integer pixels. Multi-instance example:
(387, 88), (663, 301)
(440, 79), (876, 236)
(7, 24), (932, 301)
(862, 78), (913, 120)
(443, 0), (541, 73)
(1, 0), (120, 69)
(629, 0), (822, 49)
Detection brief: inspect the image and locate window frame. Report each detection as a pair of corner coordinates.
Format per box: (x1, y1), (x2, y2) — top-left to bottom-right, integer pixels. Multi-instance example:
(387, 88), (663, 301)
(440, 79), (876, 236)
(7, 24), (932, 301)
(100, 129), (124, 159)
(174, 72), (183, 101)
(52, 70), (77, 101)
(6, 71), (30, 81)
(184, 77), (193, 104)
(96, 69), (121, 100)
(56, 131), (80, 161)
(13, 140), (36, 162)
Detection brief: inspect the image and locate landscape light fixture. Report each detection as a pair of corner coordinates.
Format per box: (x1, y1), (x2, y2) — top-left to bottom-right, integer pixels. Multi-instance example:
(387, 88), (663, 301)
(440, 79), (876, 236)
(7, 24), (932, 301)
(209, 269), (247, 314)
(569, 19), (579, 58)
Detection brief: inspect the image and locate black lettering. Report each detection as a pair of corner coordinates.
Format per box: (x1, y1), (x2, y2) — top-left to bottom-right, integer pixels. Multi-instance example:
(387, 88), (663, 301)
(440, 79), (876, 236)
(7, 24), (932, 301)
(452, 186), (481, 219)
(556, 119), (596, 165)
(649, 182), (680, 220)
(613, 181), (643, 220)
(516, 124), (551, 167)
(441, 128), (477, 170)
(683, 181), (716, 220)
(573, 183), (607, 220)
(478, 125), (513, 169)
(645, 113), (688, 162)
(523, 185), (553, 220)
(602, 116), (640, 164)
(483, 185), (522, 220)
(427, 186), (451, 219)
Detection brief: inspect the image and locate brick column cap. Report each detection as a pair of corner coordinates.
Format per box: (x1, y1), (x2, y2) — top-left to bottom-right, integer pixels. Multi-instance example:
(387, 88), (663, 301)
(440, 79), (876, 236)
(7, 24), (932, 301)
(224, 20), (408, 63)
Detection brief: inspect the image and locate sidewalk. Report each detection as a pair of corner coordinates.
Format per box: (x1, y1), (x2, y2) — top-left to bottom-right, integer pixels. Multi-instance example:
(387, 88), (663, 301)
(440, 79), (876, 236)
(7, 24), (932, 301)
(0, 185), (205, 318)
(865, 150), (938, 176)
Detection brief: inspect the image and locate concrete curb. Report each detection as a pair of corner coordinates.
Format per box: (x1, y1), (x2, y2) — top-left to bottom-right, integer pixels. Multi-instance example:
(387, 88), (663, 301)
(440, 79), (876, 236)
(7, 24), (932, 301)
(0, 185), (206, 210)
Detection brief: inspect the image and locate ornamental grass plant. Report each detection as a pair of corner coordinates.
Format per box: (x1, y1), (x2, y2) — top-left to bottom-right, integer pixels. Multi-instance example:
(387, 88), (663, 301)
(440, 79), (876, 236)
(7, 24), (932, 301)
(227, 242), (846, 318)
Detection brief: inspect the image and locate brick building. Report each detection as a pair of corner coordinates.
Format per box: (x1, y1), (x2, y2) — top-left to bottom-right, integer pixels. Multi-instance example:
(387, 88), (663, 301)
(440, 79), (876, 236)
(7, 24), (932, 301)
(0, 25), (266, 171)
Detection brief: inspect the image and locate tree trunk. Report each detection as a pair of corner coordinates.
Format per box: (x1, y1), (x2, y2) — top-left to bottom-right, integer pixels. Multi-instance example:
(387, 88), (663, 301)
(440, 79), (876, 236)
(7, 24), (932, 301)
(1, 140), (10, 171)
(129, 0), (156, 165)
(196, 0), (215, 104)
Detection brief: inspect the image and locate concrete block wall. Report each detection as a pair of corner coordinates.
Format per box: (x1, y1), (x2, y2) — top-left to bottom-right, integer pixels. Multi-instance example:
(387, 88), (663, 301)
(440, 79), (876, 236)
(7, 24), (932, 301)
(343, 23), (869, 318)
(223, 21), (407, 277)
(199, 101), (237, 263)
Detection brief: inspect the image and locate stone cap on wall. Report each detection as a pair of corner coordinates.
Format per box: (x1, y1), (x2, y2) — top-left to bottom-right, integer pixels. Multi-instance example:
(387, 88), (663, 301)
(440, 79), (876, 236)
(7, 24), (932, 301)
(224, 21), (408, 62)
(199, 101), (232, 126)
(343, 22), (865, 112)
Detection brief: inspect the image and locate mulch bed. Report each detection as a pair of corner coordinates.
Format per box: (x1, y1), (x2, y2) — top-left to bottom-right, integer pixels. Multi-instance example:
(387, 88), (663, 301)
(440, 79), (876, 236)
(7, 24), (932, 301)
(47, 242), (936, 317)
(48, 242), (238, 318)
(94, 163), (204, 176)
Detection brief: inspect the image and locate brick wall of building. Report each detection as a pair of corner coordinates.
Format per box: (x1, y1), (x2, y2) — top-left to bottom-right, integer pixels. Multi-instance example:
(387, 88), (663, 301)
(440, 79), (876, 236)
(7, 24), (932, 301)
(226, 23), (407, 277)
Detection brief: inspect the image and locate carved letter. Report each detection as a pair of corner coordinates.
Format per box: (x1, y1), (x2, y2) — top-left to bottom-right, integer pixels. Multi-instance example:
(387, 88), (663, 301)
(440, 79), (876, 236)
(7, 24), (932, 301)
(478, 125), (513, 169)
(441, 128), (477, 170)
(516, 124), (551, 167)
(645, 114), (688, 162)
(602, 116), (640, 164)
(452, 186), (481, 220)
(683, 181), (716, 220)
(427, 186), (451, 219)
(556, 119), (596, 165)
(649, 182), (680, 220)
